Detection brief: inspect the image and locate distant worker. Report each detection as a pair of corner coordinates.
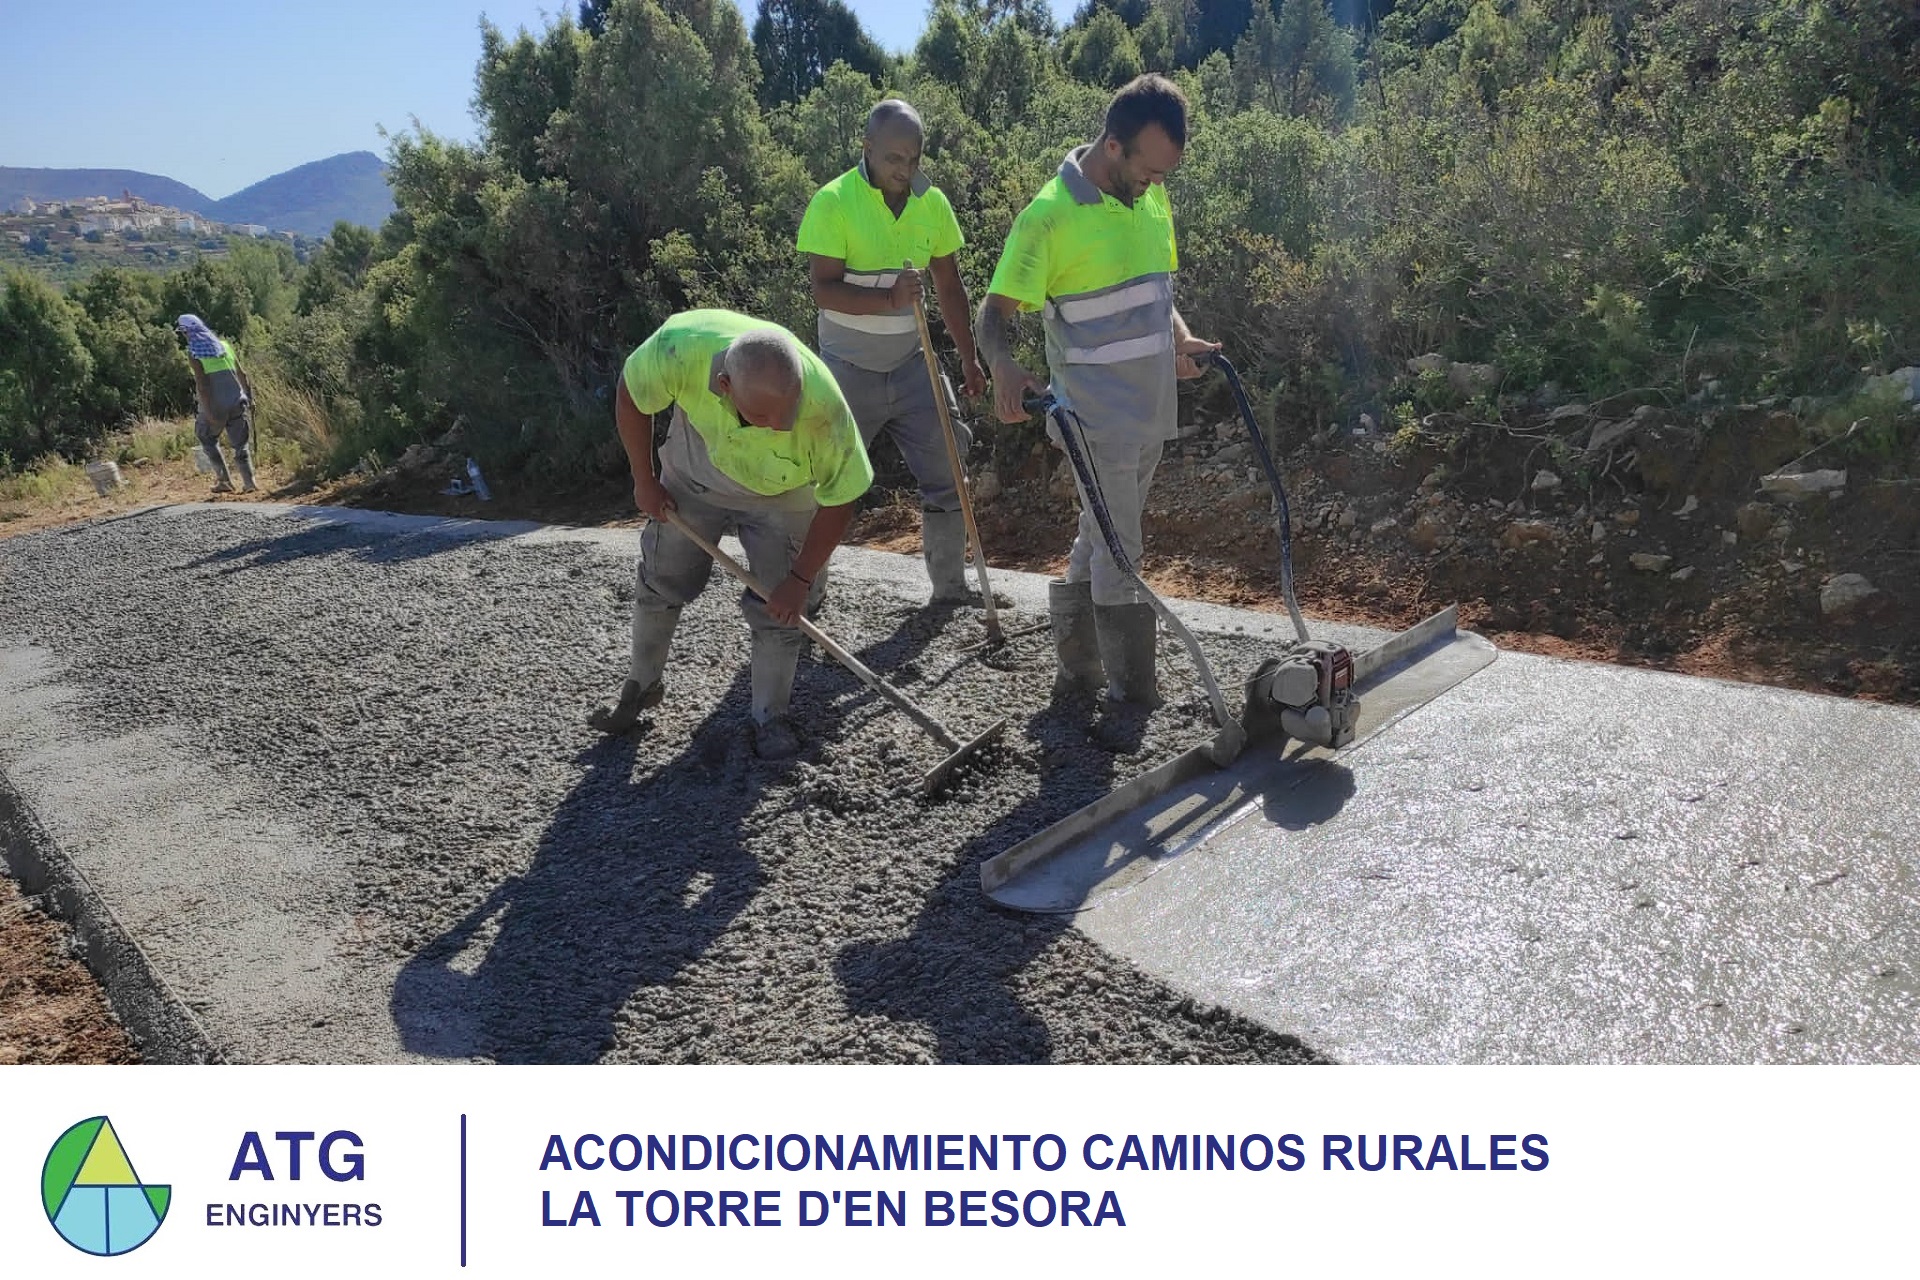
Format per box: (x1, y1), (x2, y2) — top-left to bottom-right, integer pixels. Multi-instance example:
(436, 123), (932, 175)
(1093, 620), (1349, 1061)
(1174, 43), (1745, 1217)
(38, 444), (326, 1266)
(978, 75), (1219, 707)
(176, 314), (257, 494)
(589, 310), (874, 760)
(797, 98), (988, 604)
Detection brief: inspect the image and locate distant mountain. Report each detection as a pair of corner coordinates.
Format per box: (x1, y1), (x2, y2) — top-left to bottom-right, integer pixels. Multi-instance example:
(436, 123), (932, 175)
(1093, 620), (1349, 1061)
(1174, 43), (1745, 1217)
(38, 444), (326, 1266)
(0, 151), (394, 237)
(209, 152), (394, 238)
(0, 166), (213, 214)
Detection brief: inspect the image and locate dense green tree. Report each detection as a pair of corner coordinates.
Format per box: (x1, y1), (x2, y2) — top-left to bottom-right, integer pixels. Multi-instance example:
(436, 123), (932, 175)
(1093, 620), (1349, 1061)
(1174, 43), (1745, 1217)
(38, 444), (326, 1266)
(771, 61), (888, 184)
(367, 0), (813, 467)
(1233, 0), (1357, 121)
(974, 13), (1051, 129)
(69, 268), (185, 426)
(297, 223), (382, 313)
(915, 0), (981, 89)
(0, 271), (94, 459)
(158, 259), (253, 344)
(1065, 9), (1146, 87)
(477, 16), (587, 182)
(1135, 6), (1180, 70)
(226, 238), (299, 327)
(1190, 0), (1257, 61)
(1070, 0), (1155, 25)
(751, 0), (890, 108)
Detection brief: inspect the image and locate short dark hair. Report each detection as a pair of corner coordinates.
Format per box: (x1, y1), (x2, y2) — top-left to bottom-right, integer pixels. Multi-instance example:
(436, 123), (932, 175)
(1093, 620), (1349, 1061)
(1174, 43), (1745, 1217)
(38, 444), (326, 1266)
(1104, 74), (1188, 151)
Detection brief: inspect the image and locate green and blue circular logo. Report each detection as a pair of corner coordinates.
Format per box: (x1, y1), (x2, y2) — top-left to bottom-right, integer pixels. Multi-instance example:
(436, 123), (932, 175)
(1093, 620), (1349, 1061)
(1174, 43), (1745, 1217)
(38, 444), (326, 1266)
(41, 1117), (171, 1256)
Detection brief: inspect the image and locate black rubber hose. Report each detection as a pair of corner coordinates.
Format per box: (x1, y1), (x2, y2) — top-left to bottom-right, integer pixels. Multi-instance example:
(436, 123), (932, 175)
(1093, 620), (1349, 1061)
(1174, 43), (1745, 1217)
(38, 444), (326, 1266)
(1206, 352), (1308, 641)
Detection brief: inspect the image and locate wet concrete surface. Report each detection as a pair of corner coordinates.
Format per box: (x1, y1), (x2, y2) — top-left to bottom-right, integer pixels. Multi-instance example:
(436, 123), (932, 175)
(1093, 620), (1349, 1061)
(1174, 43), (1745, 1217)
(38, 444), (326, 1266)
(1076, 655), (1920, 1062)
(2, 503), (1914, 1064)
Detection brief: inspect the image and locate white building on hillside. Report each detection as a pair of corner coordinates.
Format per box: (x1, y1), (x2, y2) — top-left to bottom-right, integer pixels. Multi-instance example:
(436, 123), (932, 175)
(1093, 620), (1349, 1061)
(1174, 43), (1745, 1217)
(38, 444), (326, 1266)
(236, 223), (269, 238)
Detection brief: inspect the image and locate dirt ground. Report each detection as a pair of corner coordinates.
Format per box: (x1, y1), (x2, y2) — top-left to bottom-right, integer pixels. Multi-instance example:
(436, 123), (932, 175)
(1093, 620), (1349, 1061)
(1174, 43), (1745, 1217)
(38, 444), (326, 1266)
(2, 410), (1911, 1061)
(0, 870), (137, 1064)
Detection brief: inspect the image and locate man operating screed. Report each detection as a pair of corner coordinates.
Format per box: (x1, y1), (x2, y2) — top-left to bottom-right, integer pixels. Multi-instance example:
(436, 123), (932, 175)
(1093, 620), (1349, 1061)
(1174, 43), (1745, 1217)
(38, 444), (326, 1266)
(589, 310), (873, 760)
(797, 97), (988, 604)
(978, 75), (1218, 708)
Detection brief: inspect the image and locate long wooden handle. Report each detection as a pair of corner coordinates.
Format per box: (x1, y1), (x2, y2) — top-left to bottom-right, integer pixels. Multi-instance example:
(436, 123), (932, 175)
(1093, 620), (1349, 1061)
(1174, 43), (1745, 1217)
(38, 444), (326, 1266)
(911, 290), (1002, 636)
(658, 509), (962, 750)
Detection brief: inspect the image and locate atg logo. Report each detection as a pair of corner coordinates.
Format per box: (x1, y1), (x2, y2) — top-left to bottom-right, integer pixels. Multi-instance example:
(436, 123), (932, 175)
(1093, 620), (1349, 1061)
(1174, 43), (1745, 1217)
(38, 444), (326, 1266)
(42, 1117), (171, 1256)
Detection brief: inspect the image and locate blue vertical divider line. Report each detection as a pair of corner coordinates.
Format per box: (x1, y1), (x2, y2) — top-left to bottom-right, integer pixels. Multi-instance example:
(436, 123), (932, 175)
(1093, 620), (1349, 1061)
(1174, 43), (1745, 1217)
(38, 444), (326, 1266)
(460, 1113), (468, 1267)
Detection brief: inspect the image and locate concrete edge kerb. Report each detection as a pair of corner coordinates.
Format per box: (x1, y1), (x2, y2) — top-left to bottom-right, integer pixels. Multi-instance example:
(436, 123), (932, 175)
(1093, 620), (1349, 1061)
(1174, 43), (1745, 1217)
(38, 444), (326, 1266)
(0, 766), (224, 1064)
(139, 501), (1407, 649)
(147, 502), (1920, 721)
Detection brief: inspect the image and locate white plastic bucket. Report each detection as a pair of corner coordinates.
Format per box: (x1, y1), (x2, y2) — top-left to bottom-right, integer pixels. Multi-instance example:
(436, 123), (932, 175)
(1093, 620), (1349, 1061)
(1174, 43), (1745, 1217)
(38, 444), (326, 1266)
(83, 460), (123, 496)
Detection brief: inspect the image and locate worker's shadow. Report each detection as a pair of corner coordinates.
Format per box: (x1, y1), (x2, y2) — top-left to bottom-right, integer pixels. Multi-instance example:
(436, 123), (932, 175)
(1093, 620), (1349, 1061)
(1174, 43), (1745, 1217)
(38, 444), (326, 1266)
(827, 590), (978, 689)
(835, 709), (1349, 1064)
(830, 694), (1133, 1063)
(183, 509), (521, 575)
(389, 670), (775, 1063)
(1262, 755), (1357, 830)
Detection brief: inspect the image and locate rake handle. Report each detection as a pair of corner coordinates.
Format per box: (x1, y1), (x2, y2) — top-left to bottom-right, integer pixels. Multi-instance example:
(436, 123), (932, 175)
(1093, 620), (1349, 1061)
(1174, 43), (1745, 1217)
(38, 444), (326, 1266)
(910, 287), (1003, 641)
(659, 508), (962, 751)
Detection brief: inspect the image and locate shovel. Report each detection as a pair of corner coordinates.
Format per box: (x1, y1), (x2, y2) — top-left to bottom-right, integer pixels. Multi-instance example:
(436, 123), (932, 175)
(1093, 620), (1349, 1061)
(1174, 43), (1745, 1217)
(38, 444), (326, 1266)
(661, 509), (1005, 795)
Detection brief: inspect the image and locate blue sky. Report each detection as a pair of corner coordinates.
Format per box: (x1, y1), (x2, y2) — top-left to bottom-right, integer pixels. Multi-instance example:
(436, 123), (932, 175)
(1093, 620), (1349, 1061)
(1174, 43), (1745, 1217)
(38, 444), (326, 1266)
(0, 1), (1076, 198)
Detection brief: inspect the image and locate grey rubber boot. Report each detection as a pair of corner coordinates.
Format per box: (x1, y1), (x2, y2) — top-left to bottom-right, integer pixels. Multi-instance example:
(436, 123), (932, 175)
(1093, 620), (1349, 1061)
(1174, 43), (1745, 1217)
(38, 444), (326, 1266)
(203, 443), (234, 492)
(588, 605), (679, 733)
(233, 449), (258, 494)
(1048, 578), (1105, 696)
(588, 677), (664, 734)
(922, 507), (971, 602)
(750, 629), (803, 759)
(1093, 601), (1162, 708)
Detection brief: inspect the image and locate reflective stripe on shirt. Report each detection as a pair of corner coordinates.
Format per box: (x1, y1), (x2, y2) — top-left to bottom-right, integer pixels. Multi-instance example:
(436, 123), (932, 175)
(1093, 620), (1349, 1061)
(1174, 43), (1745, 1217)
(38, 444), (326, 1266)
(1062, 330), (1173, 365)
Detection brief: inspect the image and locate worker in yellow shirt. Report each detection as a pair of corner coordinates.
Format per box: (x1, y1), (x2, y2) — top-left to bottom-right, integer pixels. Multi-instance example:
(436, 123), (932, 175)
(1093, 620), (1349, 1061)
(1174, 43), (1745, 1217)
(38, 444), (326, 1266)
(589, 310), (874, 759)
(797, 98), (988, 604)
(978, 75), (1218, 708)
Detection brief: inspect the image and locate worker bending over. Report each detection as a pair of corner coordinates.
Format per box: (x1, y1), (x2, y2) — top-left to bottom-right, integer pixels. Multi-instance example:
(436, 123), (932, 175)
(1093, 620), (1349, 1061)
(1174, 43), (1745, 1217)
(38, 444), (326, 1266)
(590, 310), (874, 759)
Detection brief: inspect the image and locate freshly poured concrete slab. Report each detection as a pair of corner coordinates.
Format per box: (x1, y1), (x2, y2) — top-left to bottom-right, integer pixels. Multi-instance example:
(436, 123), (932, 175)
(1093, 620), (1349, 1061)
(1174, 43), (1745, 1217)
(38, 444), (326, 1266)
(6, 503), (1915, 1064)
(982, 619), (1498, 913)
(1072, 655), (1920, 1062)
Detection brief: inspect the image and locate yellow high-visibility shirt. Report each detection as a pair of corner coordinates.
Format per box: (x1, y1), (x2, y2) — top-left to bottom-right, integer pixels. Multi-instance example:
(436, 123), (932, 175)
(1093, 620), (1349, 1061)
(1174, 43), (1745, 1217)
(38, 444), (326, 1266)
(622, 310), (873, 506)
(797, 161), (964, 372)
(988, 146), (1182, 442)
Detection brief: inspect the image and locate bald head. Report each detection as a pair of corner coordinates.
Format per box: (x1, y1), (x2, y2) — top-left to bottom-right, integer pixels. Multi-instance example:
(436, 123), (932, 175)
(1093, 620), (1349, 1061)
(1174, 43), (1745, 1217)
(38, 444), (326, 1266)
(865, 98), (923, 144)
(862, 99), (926, 201)
(720, 329), (803, 431)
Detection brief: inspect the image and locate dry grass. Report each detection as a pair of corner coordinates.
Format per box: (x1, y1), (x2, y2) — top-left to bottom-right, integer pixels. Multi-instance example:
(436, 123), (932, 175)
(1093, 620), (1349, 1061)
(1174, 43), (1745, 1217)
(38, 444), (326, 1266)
(0, 455), (85, 507)
(247, 369), (336, 474)
(114, 418), (197, 467)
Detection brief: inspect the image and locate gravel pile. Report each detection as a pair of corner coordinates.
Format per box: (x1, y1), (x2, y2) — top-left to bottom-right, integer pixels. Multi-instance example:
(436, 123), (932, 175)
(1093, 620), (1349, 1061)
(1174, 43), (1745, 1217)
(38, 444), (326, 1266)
(0, 508), (1325, 1064)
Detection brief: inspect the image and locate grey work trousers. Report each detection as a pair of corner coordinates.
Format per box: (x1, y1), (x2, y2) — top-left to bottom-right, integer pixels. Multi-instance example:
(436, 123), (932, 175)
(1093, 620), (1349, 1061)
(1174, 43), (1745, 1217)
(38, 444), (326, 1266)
(1054, 422), (1164, 608)
(824, 352), (968, 512)
(631, 465), (825, 720)
(195, 400), (253, 476)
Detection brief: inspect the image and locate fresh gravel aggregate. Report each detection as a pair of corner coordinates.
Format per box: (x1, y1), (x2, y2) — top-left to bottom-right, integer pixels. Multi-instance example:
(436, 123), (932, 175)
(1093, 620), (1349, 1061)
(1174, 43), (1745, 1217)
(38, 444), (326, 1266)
(0, 507), (1326, 1064)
